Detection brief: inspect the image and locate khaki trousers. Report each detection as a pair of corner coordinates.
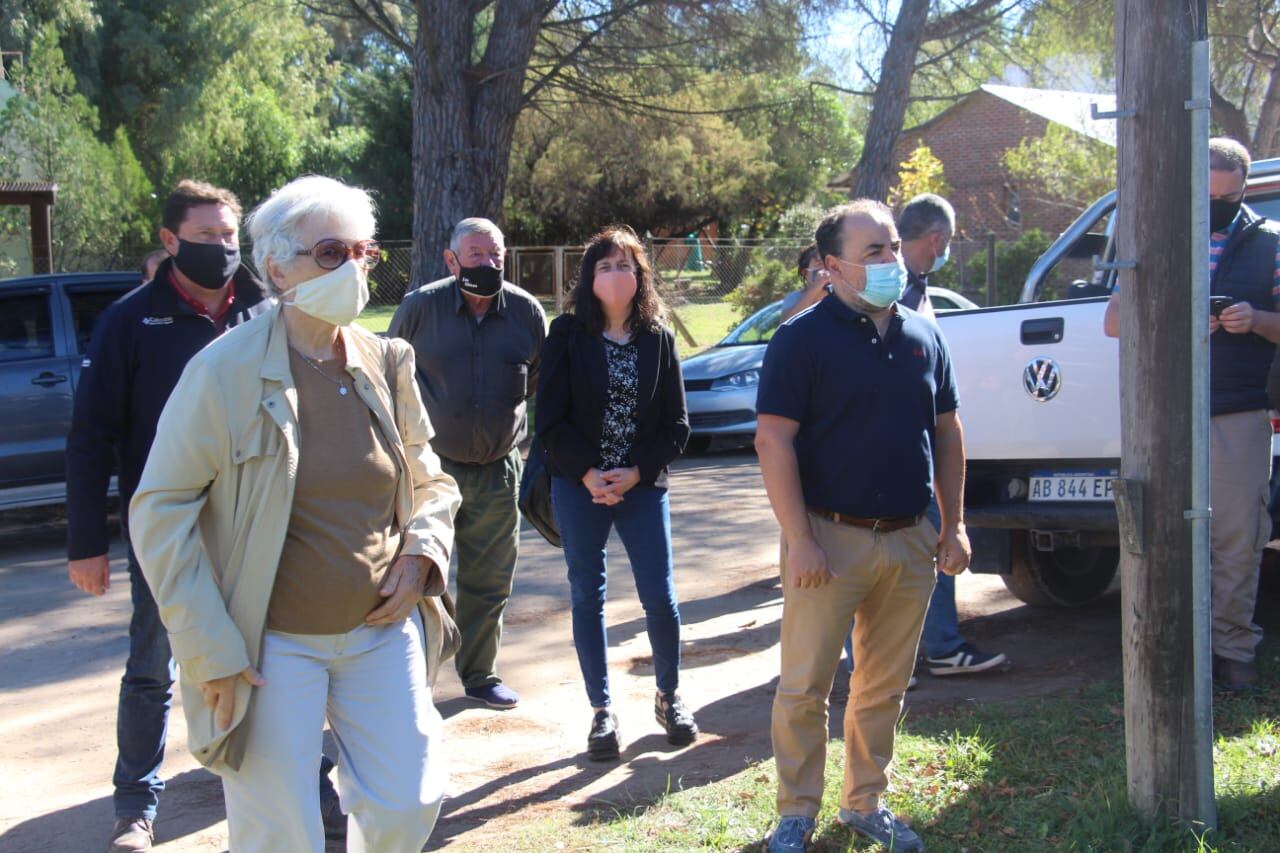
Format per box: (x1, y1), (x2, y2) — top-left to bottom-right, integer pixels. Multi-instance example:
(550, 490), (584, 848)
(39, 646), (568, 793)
(772, 513), (937, 817)
(1210, 409), (1272, 663)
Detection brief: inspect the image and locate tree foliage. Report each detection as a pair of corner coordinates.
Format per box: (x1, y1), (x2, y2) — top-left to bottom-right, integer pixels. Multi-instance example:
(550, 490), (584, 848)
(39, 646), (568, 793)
(0, 25), (152, 271)
(1002, 123), (1114, 213)
(505, 72), (856, 244)
(86, 0), (367, 208)
(889, 143), (950, 209)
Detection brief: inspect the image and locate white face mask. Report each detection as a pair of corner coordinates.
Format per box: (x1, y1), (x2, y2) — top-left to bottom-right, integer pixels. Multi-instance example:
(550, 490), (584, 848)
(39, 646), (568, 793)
(284, 259), (369, 326)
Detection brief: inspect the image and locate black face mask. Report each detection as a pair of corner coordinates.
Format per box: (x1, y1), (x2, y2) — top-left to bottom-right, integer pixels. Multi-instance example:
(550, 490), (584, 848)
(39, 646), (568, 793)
(173, 239), (240, 290)
(1209, 197), (1242, 234)
(456, 264), (502, 298)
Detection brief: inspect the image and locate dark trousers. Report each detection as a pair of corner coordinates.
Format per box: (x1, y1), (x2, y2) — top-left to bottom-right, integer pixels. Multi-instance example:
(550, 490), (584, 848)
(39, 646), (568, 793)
(113, 547), (175, 820)
(440, 448), (523, 688)
(550, 477), (682, 708)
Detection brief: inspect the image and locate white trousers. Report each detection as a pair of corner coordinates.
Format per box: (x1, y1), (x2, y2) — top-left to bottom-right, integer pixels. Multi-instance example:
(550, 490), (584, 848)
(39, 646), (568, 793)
(221, 611), (444, 852)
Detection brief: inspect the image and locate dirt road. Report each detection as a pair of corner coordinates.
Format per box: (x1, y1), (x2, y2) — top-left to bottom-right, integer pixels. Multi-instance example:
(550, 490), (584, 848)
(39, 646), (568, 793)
(0, 450), (1144, 852)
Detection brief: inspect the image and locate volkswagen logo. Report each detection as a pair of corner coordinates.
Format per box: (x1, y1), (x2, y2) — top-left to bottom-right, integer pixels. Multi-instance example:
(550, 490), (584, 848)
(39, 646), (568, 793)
(1023, 357), (1062, 402)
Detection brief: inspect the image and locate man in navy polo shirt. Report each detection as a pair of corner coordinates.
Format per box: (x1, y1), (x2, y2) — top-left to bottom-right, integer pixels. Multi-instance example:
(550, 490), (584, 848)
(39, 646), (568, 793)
(756, 199), (970, 853)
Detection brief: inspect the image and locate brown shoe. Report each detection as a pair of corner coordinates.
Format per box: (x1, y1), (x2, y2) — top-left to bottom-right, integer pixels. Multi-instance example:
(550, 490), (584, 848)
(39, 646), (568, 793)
(1213, 656), (1259, 692)
(107, 817), (154, 852)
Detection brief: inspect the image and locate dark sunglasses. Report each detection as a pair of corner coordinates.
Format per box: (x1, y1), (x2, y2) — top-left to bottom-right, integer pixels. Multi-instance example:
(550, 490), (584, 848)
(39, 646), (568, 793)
(296, 238), (381, 271)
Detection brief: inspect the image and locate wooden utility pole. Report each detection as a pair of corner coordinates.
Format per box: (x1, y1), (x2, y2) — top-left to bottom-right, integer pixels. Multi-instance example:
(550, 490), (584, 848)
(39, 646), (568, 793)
(1113, 0), (1216, 828)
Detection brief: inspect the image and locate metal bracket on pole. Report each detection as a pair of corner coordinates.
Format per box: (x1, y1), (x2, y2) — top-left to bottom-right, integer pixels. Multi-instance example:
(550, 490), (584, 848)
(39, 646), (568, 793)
(1184, 98), (1211, 111)
(1091, 103), (1136, 120)
(1095, 259), (1137, 271)
(1183, 508), (1212, 521)
(1112, 478), (1144, 555)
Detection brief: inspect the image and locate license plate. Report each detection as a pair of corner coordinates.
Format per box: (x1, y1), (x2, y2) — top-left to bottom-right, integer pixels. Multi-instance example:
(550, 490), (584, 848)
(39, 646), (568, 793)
(1028, 471), (1117, 502)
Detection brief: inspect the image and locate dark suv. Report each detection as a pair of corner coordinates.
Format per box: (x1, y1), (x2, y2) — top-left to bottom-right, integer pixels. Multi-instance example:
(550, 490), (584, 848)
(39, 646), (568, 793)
(0, 272), (139, 510)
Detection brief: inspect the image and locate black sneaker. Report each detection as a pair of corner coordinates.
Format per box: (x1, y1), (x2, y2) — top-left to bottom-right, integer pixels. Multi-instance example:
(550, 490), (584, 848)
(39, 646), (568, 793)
(655, 692), (699, 745)
(588, 709), (621, 761)
(925, 642), (1008, 676)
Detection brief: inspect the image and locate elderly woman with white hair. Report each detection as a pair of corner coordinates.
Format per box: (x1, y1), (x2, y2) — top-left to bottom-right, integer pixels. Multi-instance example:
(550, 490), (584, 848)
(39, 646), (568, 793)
(129, 175), (460, 852)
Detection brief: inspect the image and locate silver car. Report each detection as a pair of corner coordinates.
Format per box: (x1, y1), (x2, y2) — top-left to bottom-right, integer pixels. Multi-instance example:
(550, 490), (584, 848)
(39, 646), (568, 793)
(681, 287), (978, 451)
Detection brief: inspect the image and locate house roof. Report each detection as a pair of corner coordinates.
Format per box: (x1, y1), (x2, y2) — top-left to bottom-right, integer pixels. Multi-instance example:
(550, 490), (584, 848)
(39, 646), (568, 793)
(979, 83), (1117, 147)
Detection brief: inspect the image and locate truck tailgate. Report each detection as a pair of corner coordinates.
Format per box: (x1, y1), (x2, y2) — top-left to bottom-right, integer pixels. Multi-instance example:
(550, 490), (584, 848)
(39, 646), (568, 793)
(937, 297), (1120, 462)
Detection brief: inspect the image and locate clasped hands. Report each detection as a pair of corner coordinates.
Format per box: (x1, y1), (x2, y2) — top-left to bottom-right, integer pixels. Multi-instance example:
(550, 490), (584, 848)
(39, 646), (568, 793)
(200, 554), (441, 731)
(582, 466), (641, 505)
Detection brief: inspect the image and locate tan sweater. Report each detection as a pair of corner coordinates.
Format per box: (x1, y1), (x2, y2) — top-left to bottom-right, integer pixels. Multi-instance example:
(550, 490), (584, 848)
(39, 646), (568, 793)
(266, 348), (402, 633)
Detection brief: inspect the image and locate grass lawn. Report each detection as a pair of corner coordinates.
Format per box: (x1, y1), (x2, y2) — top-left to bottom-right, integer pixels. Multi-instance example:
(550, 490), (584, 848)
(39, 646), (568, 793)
(670, 301), (743, 355)
(358, 304), (397, 335)
(509, 639), (1280, 852)
(359, 299), (743, 356)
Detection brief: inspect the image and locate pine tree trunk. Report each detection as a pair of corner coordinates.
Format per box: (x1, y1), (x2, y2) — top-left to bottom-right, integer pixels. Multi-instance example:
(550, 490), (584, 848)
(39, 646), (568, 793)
(410, 1), (544, 284)
(850, 0), (930, 201)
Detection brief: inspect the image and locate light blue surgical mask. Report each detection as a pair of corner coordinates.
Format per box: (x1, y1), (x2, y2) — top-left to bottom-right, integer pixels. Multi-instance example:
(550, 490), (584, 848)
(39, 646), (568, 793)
(930, 244), (950, 274)
(838, 258), (907, 308)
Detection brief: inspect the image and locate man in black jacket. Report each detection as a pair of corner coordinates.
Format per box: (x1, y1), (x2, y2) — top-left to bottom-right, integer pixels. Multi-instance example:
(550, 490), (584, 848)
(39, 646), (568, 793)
(64, 180), (274, 852)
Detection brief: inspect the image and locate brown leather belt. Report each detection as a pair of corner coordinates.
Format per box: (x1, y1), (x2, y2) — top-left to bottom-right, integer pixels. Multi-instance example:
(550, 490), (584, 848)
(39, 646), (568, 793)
(810, 509), (921, 533)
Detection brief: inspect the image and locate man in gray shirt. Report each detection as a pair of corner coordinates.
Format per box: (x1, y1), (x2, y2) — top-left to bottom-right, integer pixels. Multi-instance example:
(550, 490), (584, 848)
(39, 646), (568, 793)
(389, 217), (547, 708)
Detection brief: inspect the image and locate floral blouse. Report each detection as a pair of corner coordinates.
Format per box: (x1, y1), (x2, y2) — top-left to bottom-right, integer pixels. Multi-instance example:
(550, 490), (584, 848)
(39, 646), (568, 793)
(599, 336), (639, 469)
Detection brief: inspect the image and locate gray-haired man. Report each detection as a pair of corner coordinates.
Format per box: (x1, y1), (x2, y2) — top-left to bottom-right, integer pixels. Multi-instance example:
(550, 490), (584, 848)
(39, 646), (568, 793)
(389, 218), (546, 708)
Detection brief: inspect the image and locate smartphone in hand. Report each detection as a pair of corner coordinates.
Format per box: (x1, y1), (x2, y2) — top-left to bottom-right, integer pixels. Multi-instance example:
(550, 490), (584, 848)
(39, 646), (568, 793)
(1210, 295), (1235, 318)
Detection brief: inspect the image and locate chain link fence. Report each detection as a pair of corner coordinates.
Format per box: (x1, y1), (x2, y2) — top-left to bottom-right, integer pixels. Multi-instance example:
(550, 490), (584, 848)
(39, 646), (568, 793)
(104, 230), (1098, 352)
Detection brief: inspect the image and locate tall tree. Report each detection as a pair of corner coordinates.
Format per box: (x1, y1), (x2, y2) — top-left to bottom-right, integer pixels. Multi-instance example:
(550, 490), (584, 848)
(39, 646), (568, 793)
(0, 25), (152, 271)
(317, 1), (813, 282)
(844, 0), (1025, 201)
(849, 0), (930, 200)
(1209, 1), (1280, 156)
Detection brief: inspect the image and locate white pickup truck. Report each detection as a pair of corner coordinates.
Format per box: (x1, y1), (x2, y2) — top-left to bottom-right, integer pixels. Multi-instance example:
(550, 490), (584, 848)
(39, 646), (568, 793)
(938, 157), (1280, 606)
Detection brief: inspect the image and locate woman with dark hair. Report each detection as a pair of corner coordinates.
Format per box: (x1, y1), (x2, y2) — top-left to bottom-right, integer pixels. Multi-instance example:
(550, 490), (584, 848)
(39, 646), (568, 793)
(535, 225), (698, 761)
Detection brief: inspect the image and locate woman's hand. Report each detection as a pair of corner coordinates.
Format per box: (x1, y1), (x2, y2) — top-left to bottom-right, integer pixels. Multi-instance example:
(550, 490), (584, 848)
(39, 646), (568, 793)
(600, 466), (641, 500)
(582, 467), (623, 506)
(200, 667), (266, 731)
(366, 555), (437, 625)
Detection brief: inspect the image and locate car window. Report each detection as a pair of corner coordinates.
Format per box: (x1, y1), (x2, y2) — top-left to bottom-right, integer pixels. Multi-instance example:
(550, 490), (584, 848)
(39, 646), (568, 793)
(0, 292), (55, 363)
(723, 302), (783, 345)
(67, 287), (129, 354)
(931, 294), (958, 310)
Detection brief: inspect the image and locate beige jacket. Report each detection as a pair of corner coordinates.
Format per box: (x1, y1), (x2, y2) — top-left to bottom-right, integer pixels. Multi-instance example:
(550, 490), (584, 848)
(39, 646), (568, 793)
(129, 305), (460, 772)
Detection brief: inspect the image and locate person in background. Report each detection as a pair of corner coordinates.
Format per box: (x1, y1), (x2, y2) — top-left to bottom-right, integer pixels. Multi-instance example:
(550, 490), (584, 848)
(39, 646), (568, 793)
(1104, 137), (1280, 690)
(892, 194), (1005, 678)
(536, 225), (698, 761)
(64, 180), (274, 852)
(780, 244), (830, 322)
(389, 218), (546, 710)
(140, 250), (168, 284)
(129, 175), (460, 851)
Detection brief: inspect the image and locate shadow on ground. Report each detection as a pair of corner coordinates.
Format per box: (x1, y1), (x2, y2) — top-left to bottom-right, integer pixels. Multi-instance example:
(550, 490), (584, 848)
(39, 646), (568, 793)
(0, 768), (223, 853)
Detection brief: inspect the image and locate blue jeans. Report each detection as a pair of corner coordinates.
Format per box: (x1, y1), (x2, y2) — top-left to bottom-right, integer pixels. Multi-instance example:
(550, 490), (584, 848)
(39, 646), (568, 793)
(114, 546), (176, 820)
(551, 477), (682, 708)
(844, 499), (962, 663)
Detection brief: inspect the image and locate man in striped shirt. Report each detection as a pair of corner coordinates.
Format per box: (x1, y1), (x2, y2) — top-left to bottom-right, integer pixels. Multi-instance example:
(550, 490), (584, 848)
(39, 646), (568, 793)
(1105, 137), (1280, 691)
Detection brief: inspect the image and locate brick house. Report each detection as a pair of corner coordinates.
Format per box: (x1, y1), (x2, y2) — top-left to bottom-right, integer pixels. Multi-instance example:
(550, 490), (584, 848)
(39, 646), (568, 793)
(834, 84), (1117, 240)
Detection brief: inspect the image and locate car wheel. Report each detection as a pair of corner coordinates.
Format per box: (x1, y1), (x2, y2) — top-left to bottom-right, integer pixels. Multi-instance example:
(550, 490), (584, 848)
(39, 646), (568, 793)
(685, 436), (712, 454)
(1001, 531), (1119, 607)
